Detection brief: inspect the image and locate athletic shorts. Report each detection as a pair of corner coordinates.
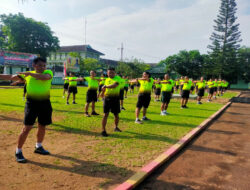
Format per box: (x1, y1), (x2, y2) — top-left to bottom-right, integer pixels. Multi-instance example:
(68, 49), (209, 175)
(130, 85), (134, 90)
(24, 99), (52, 126)
(172, 87), (174, 93)
(197, 88), (205, 97)
(208, 88), (214, 95)
(161, 91), (171, 104)
(155, 88), (161, 96)
(213, 87), (218, 92)
(136, 93), (151, 109)
(180, 85), (183, 91)
(124, 86), (128, 92)
(218, 86), (222, 91)
(103, 97), (120, 114)
(120, 89), (124, 100)
(176, 85), (179, 90)
(181, 90), (190, 99)
(86, 90), (97, 103)
(191, 86), (194, 91)
(24, 84), (27, 93)
(68, 86), (77, 94)
(99, 85), (104, 93)
(64, 83), (69, 90)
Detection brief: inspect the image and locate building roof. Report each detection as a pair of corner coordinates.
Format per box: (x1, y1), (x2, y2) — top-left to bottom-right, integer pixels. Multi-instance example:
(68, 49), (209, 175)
(58, 45), (105, 56)
(100, 58), (118, 67)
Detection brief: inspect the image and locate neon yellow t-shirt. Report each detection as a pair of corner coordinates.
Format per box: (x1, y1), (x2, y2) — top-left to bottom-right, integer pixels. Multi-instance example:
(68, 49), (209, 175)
(213, 81), (218, 87)
(69, 77), (78, 87)
(196, 81), (206, 89)
(218, 81), (222, 87)
(138, 78), (154, 94)
(22, 70), (53, 100)
(85, 77), (99, 91)
(104, 77), (120, 97)
(155, 83), (162, 89)
(99, 77), (105, 85)
(124, 79), (129, 87)
(119, 78), (125, 90)
(161, 80), (173, 92)
(207, 81), (214, 88)
(182, 81), (191, 90)
(64, 77), (69, 84)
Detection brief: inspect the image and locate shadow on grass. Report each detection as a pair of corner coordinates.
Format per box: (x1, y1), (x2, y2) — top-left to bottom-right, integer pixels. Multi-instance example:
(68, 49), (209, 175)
(50, 123), (178, 143)
(28, 154), (133, 179)
(0, 114), (23, 122)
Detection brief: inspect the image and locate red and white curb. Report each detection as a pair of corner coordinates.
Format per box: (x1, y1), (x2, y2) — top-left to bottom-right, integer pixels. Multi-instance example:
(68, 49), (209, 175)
(114, 94), (240, 190)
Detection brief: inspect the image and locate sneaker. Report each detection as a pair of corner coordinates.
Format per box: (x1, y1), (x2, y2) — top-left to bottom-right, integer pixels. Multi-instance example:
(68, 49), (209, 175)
(15, 152), (27, 163)
(101, 131), (109, 137)
(181, 106), (184, 109)
(34, 146), (50, 155)
(91, 111), (99, 116)
(197, 101), (202, 104)
(165, 111), (170, 115)
(121, 107), (126, 110)
(160, 112), (166, 116)
(72, 101), (77, 104)
(85, 112), (91, 117)
(66, 102), (69, 105)
(142, 117), (150, 121)
(135, 119), (143, 124)
(62, 96), (65, 98)
(114, 127), (122, 132)
(183, 105), (188, 108)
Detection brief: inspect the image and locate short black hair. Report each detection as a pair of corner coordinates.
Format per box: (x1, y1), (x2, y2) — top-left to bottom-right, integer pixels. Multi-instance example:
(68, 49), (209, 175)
(33, 57), (46, 64)
(144, 71), (151, 78)
(108, 67), (115, 71)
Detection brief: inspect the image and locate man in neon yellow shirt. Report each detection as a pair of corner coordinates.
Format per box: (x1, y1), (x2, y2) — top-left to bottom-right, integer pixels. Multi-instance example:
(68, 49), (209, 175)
(154, 78), (162, 102)
(62, 73), (69, 98)
(213, 79), (218, 99)
(175, 78), (180, 92)
(101, 67), (122, 137)
(97, 73), (106, 100)
(131, 72), (154, 124)
(217, 79), (222, 96)
(0, 57), (53, 163)
(66, 72), (82, 105)
(207, 78), (214, 102)
(196, 77), (206, 104)
(179, 76), (184, 95)
(124, 76), (129, 98)
(160, 74), (173, 115)
(84, 70), (101, 117)
(181, 76), (191, 108)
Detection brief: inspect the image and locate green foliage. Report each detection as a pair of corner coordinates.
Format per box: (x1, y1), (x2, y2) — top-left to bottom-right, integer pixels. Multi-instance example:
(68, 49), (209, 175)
(207, 0), (242, 81)
(0, 13), (59, 57)
(238, 46), (250, 82)
(83, 58), (100, 73)
(159, 50), (205, 79)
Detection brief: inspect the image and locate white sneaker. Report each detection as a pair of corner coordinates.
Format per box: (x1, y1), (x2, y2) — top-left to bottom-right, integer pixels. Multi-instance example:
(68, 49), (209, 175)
(135, 119), (143, 124)
(160, 112), (166, 116)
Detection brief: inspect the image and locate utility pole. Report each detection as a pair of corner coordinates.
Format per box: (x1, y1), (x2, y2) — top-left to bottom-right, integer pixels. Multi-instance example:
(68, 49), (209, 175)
(118, 43), (124, 61)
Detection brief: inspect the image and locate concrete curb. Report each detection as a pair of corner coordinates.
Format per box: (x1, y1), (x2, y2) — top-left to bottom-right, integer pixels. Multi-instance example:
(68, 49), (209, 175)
(114, 93), (241, 190)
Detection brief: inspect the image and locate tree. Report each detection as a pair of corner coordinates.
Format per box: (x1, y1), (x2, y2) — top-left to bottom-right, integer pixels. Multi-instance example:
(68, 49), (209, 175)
(238, 46), (250, 82)
(207, 0), (242, 81)
(83, 58), (100, 73)
(0, 13), (59, 57)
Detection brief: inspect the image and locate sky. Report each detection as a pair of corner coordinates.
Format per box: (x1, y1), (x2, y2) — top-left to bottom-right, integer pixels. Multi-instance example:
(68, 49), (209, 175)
(0, 0), (250, 63)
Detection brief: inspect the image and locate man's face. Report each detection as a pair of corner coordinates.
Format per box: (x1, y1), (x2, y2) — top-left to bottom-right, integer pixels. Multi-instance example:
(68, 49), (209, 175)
(90, 71), (96, 77)
(165, 74), (169, 80)
(142, 72), (149, 79)
(201, 77), (204, 81)
(33, 61), (46, 73)
(107, 70), (115, 78)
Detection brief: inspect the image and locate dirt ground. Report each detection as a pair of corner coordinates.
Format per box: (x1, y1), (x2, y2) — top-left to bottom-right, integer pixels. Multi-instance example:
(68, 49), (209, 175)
(0, 112), (133, 190)
(138, 92), (250, 190)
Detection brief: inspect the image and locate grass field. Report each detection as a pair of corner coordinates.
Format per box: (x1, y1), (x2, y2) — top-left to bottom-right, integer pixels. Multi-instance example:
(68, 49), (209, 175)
(0, 87), (238, 188)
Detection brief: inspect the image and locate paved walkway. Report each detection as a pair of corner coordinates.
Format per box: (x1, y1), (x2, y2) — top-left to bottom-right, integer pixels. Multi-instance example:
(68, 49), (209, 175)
(138, 92), (250, 190)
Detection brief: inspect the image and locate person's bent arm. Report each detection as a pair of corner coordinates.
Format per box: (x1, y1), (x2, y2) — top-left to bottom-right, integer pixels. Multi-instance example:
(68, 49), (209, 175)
(103, 82), (119, 89)
(17, 72), (52, 81)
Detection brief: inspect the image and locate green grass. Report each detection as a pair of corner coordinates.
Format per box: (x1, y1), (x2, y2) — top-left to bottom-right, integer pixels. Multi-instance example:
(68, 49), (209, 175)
(0, 87), (238, 172)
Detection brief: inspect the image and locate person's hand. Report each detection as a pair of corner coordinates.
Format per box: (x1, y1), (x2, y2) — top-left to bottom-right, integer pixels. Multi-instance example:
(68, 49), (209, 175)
(17, 72), (31, 76)
(102, 85), (106, 90)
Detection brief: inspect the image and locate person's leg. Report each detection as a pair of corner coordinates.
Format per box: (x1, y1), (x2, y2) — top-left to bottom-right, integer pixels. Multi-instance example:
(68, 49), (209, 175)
(161, 103), (165, 112)
(181, 98), (185, 107)
(91, 101), (95, 112)
(85, 102), (90, 114)
(114, 114), (119, 128)
(17, 125), (33, 149)
(37, 123), (46, 145)
(73, 93), (76, 102)
(102, 113), (109, 132)
(66, 92), (70, 103)
(136, 107), (141, 119)
(143, 107), (147, 117)
(184, 98), (188, 106)
(120, 100), (123, 108)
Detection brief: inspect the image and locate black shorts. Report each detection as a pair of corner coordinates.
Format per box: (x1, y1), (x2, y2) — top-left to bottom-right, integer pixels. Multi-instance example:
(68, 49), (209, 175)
(181, 90), (190, 99)
(155, 88), (161, 96)
(24, 99), (52, 126)
(213, 87), (218, 92)
(197, 89), (205, 97)
(208, 88), (214, 95)
(68, 86), (77, 94)
(180, 85), (183, 90)
(191, 86), (194, 91)
(161, 91), (171, 104)
(136, 93), (151, 109)
(124, 86), (128, 92)
(120, 89), (124, 100)
(64, 83), (69, 90)
(218, 86), (222, 91)
(86, 90), (97, 103)
(176, 85), (179, 90)
(24, 84), (27, 93)
(130, 85), (134, 90)
(99, 85), (104, 93)
(103, 97), (120, 114)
